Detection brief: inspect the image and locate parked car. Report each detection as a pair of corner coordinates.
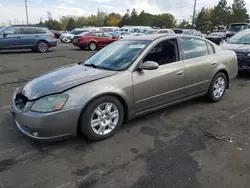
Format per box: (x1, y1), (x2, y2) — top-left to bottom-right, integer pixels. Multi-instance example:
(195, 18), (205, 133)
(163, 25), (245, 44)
(51, 30), (66, 39)
(72, 31), (118, 50)
(101, 27), (119, 33)
(144, 29), (175, 35)
(0, 25), (57, 53)
(10, 34), (237, 142)
(225, 23), (249, 38)
(60, 28), (92, 43)
(172, 28), (198, 36)
(206, 32), (226, 45)
(220, 29), (250, 71)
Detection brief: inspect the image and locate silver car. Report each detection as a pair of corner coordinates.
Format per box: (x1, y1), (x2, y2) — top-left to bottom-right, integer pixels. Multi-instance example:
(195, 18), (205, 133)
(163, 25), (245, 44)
(10, 34), (238, 141)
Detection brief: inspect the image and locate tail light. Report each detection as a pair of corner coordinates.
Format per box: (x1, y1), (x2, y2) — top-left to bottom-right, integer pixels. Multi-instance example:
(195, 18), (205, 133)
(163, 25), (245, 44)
(50, 34), (55, 38)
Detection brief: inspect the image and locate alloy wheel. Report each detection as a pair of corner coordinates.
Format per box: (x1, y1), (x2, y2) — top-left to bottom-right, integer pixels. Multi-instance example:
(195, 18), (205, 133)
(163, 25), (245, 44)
(213, 76), (226, 99)
(91, 102), (119, 135)
(38, 42), (49, 53)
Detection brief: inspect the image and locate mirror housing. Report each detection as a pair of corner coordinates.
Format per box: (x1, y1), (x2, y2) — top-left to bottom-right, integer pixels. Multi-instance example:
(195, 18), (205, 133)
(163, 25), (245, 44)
(139, 61), (159, 70)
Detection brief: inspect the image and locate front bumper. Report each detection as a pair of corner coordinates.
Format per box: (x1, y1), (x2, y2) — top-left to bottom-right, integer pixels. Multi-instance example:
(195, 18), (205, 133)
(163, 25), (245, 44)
(10, 95), (82, 141)
(238, 59), (250, 71)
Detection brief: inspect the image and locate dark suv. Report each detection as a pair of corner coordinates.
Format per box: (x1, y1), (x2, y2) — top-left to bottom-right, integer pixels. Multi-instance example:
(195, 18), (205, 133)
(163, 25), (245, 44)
(0, 25), (57, 53)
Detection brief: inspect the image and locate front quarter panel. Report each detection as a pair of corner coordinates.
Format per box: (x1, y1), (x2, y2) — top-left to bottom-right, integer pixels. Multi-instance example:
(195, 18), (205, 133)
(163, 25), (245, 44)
(63, 71), (134, 119)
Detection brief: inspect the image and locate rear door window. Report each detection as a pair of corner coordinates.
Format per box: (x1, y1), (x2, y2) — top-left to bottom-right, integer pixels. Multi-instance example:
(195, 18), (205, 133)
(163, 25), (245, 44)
(21, 28), (46, 34)
(180, 37), (209, 60)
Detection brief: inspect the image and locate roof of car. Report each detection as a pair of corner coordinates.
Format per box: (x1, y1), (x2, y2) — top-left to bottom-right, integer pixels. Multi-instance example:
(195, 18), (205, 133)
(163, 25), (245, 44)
(121, 33), (204, 41)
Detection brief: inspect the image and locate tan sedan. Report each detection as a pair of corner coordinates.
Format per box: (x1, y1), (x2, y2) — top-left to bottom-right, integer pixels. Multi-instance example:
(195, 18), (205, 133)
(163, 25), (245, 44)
(10, 34), (238, 141)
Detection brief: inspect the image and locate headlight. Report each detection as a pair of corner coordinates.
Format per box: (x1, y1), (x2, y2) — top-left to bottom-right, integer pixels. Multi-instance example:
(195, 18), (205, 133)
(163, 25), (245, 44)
(31, 94), (68, 113)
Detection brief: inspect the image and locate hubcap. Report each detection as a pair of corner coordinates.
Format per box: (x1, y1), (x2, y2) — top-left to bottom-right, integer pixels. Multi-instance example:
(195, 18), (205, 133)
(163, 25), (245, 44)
(213, 76), (226, 99)
(91, 103), (119, 135)
(38, 42), (48, 52)
(90, 43), (96, 50)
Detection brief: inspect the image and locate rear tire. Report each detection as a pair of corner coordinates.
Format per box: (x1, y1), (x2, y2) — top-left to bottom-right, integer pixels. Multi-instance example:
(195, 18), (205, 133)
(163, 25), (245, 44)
(88, 42), (97, 51)
(37, 41), (49, 53)
(207, 72), (227, 102)
(79, 96), (124, 141)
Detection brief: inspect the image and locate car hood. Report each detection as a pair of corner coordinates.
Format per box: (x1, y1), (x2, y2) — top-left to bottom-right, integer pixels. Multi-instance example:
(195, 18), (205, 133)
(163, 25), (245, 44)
(220, 42), (250, 52)
(21, 64), (117, 100)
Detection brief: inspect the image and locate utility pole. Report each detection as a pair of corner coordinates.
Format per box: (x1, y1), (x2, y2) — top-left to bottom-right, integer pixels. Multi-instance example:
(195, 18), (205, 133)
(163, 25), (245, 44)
(25, 0), (29, 25)
(192, 0), (196, 26)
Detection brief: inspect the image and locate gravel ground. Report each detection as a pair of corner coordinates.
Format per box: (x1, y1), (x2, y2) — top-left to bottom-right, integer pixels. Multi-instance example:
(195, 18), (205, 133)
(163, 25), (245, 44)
(0, 42), (250, 188)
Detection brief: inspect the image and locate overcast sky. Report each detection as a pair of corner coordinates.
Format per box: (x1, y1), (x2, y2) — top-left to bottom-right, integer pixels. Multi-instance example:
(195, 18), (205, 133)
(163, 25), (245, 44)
(0, 0), (249, 25)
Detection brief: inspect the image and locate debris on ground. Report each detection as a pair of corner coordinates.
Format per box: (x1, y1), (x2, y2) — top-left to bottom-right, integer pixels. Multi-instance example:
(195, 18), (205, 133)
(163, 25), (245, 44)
(205, 132), (233, 143)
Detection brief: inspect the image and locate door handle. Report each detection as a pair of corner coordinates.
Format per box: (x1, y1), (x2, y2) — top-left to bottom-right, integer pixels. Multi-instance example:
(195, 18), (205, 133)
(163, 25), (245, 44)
(176, 70), (184, 76)
(211, 62), (217, 66)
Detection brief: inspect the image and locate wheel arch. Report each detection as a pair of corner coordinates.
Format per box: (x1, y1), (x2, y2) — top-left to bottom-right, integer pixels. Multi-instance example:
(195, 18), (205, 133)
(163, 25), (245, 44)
(76, 93), (129, 134)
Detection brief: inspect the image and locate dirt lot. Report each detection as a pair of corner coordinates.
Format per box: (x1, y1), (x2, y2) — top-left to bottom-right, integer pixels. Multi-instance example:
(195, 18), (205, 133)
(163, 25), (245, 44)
(0, 43), (250, 188)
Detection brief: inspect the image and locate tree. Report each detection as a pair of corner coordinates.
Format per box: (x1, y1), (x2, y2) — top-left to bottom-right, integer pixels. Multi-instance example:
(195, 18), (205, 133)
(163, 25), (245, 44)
(211, 0), (231, 26)
(119, 10), (130, 27)
(231, 0), (249, 22)
(195, 7), (213, 32)
(130, 8), (138, 25)
(67, 18), (76, 31)
(106, 13), (121, 26)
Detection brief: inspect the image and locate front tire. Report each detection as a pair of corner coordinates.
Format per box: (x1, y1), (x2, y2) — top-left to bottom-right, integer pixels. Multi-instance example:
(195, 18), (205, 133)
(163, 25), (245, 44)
(207, 72), (227, 102)
(79, 96), (124, 141)
(37, 41), (49, 53)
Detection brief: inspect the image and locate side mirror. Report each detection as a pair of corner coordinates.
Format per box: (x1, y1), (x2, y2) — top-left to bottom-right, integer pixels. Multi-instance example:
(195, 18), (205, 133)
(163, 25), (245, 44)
(3, 33), (7, 37)
(139, 61), (159, 70)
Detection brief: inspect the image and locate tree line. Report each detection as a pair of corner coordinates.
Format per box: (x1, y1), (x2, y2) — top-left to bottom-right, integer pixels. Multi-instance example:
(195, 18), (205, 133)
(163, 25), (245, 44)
(37, 0), (249, 33)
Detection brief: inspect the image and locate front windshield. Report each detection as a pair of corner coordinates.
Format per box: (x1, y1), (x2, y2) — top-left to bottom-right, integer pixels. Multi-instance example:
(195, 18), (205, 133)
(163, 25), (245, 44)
(84, 40), (151, 71)
(0, 27), (8, 33)
(70, 30), (85, 35)
(227, 31), (250, 44)
(229, 24), (248, 32)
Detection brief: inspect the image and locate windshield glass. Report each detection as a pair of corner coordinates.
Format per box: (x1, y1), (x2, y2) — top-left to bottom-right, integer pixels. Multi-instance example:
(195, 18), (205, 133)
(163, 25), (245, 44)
(229, 24), (248, 32)
(84, 40), (151, 71)
(227, 31), (250, 44)
(70, 30), (85, 35)
(0, 27), (9, 33)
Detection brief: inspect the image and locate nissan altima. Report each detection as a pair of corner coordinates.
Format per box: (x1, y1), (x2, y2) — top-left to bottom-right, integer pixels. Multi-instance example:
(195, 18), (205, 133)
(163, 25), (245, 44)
(10, 34), (238, 141)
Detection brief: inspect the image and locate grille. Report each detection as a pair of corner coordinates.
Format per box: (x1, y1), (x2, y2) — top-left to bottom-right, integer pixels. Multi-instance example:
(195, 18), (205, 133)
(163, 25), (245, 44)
(15, 93), (28, 110)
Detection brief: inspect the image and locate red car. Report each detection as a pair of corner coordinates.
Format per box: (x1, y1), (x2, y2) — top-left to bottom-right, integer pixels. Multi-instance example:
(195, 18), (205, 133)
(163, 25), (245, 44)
(73, 31), (118, 50)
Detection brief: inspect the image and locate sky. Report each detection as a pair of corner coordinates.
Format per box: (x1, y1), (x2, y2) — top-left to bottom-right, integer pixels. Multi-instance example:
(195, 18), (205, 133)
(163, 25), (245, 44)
(0, 0), (249, 25)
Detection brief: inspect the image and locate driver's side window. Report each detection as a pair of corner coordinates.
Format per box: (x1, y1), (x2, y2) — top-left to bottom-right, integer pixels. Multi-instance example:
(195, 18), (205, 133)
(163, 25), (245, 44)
(143, 39), (178, 66)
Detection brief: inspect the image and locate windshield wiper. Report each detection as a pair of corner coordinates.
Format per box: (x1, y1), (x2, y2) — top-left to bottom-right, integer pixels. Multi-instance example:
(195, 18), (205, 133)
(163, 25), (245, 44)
(84, 63), (112, 71)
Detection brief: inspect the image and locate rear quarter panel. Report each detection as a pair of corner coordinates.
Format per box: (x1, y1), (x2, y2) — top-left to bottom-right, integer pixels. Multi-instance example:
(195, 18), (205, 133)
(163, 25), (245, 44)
(213, 46), (238, 79)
